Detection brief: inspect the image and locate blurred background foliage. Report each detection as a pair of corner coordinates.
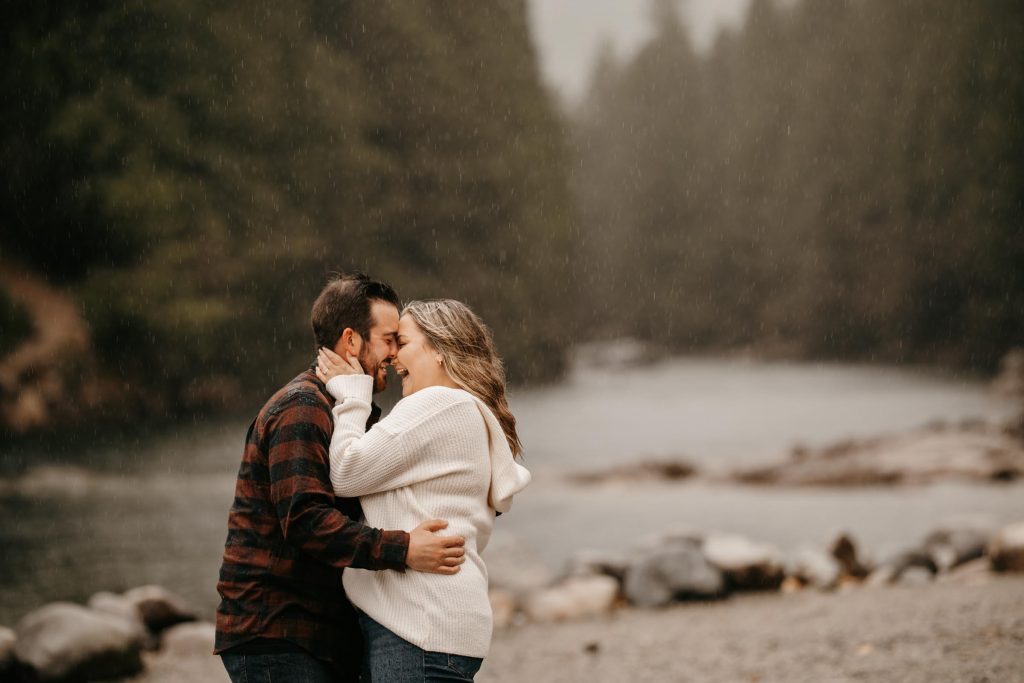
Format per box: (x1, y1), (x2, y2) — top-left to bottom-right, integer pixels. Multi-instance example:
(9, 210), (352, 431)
(0, 291), (32, 357)
(0, 0), (1020, 426)
(574, 0), (1023, 368)
(2, 0), (576, 419)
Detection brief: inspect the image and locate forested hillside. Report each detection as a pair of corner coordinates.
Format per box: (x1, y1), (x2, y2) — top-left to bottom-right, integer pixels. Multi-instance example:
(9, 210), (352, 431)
(2, 0), (1021, 434)
(2, 0), (576, 425)
(574, 0), (1022, 369)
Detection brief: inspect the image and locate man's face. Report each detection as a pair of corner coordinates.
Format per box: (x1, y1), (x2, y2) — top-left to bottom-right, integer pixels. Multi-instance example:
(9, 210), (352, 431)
(358, 300), (400, 393)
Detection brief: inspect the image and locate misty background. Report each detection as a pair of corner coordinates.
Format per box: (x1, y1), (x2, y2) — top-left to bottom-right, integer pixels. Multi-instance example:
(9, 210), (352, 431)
(2, 0), (1020, 437)
(1, 0), (1023, 650)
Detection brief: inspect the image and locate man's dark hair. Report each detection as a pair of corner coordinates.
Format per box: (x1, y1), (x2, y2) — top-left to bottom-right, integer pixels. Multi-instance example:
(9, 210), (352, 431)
(310, 272), (400, 350)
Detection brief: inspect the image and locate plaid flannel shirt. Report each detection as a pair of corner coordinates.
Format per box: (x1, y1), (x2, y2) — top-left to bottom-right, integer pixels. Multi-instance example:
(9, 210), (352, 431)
(214, 367), (409, 670)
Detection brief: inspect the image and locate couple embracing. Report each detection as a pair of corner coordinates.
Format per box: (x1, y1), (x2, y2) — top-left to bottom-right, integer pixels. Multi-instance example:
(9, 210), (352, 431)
(214, 273), (531, 682)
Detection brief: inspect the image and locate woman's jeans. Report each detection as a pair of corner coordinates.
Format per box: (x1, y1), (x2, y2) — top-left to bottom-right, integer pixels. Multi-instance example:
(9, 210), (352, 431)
(359, 612), (483, 682)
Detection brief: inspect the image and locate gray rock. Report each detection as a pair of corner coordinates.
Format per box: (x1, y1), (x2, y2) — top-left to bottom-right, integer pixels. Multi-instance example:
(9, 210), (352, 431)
(923, 517), (995, 572)
(896, 566), (934, 586)
(871, 549), (937, 585)
(790, 548), (841, 590)
(14, 602), (143, 682)
(159, 621), (215, 658)
(563, 549), (631, 584)
(87, 592), (154, 650)
(87, 592), (145, 630)
(623, 541), (724, 607)
(523, 575), (619, 622)
(122, 585), (196, 632)
(703, 533), (785, 591)
(988, 521), (1024, 572)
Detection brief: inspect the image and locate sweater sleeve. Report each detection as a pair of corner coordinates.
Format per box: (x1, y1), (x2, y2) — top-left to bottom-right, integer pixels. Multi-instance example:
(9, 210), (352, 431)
(325, 377), (474, 497)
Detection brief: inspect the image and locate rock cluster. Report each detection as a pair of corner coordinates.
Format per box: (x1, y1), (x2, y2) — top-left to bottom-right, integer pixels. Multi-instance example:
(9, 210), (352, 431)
(731, 421), (1024, 486)
(488, 518), (1024, 627)
(3, 586), (206, 683)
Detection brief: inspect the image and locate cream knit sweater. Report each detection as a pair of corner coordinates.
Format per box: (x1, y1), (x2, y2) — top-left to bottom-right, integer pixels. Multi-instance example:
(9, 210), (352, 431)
(325, 375), (531, 658)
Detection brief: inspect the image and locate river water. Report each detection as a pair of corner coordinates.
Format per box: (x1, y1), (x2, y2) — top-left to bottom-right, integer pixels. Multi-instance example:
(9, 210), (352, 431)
(1, 357), (1020, 626)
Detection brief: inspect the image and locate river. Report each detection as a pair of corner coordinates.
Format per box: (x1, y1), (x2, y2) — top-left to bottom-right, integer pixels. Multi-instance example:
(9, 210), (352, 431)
(1, 357), (1020, 626)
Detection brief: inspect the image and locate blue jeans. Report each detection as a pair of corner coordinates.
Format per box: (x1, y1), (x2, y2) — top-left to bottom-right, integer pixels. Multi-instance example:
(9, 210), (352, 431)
(221, 651), (343, 683)
(358, 612), (483, 682)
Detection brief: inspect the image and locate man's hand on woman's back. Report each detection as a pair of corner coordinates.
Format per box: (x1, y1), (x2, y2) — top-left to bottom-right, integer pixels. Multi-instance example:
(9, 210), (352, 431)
(407, 519), (466, 574)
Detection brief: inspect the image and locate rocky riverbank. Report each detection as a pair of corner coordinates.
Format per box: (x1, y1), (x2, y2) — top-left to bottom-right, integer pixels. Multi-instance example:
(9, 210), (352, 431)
(562, 410), (1024, 489)
(2, 518), (1022, 682)
(481, 573), (1024, 683)
(485, 519), (1024, 626)
(729, 415), (1024, 486)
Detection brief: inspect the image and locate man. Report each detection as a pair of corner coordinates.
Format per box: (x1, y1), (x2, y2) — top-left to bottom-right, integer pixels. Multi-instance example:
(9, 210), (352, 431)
(215, 273), (466, 682)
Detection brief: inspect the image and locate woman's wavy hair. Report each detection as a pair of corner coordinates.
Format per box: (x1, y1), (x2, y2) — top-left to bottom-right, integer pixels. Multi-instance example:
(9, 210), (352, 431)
(401, 299), (522, 457)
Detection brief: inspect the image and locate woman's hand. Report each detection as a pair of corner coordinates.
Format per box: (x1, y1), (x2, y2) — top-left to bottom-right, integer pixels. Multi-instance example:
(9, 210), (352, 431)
(316, 347), (364, 383)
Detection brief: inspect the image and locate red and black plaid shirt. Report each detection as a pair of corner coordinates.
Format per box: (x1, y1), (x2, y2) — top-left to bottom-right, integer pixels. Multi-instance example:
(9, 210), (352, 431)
(214, 367), (409, 672)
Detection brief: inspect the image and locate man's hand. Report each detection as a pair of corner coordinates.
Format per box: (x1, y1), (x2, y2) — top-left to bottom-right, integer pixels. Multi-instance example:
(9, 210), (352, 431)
(407, 519), (466, 574)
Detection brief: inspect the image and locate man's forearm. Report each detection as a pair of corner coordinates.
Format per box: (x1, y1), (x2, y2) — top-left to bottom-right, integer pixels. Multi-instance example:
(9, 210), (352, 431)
(277, 494), (409, 571)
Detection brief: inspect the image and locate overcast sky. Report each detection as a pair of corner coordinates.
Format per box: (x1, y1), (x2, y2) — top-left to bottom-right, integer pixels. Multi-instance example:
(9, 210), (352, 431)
(526, 0), (752, 103)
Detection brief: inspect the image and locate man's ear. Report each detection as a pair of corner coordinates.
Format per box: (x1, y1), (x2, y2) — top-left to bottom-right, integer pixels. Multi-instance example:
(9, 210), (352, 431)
(334, 328), (364, 357)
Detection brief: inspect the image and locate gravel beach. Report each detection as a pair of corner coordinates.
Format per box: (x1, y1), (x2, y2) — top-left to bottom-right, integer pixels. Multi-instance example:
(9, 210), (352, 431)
(478, 575), (1024, 683)
(130, 575), (1024, 683)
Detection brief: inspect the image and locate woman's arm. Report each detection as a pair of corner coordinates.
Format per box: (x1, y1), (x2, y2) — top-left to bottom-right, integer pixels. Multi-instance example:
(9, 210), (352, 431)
(324, 376), (475, 497)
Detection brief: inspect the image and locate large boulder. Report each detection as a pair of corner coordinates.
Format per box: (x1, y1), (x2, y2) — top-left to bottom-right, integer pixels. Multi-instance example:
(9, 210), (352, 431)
(87, 592), (145, 631)
(121, 585), (196, 632)
(13, 603), (144, 682)
(989, 521), (1024, 572)
(523, 575), (619, 622)
(159, 621), (215, 658)
(623, 541), (724, 608)
(702, 533), (785, 591)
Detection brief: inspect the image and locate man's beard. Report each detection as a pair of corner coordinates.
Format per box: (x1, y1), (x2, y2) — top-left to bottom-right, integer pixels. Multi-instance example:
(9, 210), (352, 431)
(358, 348), (388, 393)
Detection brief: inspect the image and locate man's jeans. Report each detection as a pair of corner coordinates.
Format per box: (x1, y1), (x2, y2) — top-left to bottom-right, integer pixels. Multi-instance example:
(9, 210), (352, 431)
(221, 651), (338, 683)
(358, 612), (483, 682)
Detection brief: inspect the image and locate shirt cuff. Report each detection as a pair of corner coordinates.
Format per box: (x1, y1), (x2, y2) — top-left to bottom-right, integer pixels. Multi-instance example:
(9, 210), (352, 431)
(377, 530), (410, 572)
(325, 374), (374, 402)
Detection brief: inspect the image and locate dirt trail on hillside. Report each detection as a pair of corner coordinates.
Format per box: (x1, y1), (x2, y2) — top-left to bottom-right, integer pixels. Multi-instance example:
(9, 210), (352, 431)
(0, 262), (91, 431)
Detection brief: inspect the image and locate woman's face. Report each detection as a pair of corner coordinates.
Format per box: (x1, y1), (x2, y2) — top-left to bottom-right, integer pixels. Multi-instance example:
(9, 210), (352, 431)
(394, 315), (447, 396)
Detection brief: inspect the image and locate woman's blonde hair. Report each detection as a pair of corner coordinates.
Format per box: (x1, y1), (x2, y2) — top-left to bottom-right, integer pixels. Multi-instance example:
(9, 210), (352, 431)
(402, 299), (522, 457)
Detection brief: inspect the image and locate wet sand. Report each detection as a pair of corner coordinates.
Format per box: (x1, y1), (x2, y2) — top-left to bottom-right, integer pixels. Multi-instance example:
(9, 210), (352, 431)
(478, 575), (1024, 683)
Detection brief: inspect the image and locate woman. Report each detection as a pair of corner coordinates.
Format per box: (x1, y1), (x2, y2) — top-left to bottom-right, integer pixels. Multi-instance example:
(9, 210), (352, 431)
(316, 299), (531, 682)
